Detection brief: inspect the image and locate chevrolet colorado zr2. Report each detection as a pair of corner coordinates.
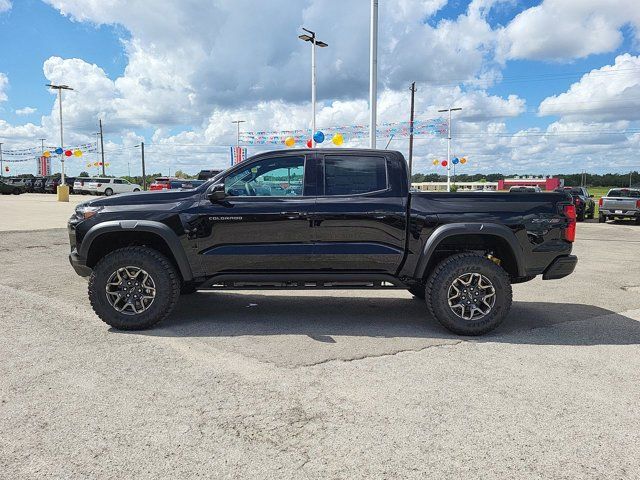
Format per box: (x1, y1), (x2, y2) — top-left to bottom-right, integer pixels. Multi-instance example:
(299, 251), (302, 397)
(68, 149), (578, 335)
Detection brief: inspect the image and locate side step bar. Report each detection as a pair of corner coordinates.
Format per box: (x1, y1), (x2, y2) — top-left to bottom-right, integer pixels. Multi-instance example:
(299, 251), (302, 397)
(199, 272), (408, 290)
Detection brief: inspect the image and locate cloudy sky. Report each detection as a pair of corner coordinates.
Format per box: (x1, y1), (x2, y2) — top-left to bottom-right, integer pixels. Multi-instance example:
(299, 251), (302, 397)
(0, 0), (639, 177)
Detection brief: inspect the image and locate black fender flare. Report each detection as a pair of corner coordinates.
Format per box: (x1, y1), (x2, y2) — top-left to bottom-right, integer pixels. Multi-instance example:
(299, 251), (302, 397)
(413, 223), (526, 278)
(79, 220), (194, 281)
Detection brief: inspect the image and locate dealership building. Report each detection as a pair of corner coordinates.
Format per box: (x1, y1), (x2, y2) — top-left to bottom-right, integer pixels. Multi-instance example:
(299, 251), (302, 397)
(497, 176), (563, 191)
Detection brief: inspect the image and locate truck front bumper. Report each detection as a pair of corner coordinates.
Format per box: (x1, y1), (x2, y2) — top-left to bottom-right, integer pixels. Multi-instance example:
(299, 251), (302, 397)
(542, 255), (577, 280)
(69, 250), (92, 277)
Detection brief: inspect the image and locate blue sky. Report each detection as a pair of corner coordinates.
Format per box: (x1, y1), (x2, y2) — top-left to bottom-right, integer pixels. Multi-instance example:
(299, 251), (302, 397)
(0, 0), (639, 176)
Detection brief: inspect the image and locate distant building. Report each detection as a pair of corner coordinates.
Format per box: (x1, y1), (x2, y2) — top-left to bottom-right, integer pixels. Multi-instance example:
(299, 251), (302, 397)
(412, 181), (498, 192)
(497, 176), (563, 191)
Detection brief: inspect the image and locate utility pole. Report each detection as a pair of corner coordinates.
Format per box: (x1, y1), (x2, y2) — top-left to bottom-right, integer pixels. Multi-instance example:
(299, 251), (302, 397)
(0, 143), (3, 177)
(99, 119), (106, 176)
(369, 0), (378, 149)
(438, 106), (462, 192)
(231, 120), (245, 147)
(299, 29), (328, 147)
(408, 82), (416, 177)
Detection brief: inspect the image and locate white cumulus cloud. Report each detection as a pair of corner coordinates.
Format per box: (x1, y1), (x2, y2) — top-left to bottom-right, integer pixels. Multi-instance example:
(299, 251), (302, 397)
(498, 0), (640, 62)
(539, 54), (640, 121)
(15, 106), (37, 115)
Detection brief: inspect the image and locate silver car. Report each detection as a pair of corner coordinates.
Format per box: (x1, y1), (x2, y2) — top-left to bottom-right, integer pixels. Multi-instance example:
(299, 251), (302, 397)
(599, 188), (640, 224)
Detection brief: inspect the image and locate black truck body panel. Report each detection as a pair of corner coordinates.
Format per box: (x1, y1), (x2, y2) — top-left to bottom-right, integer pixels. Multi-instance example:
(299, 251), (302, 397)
(68, 149), (576, 287)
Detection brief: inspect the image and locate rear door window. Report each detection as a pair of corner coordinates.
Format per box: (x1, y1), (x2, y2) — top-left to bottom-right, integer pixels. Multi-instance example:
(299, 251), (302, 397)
(323, 155), (387, 196)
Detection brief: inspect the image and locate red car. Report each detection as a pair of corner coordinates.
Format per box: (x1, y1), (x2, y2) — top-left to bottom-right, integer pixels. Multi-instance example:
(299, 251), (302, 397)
(149, 177), (174, 191)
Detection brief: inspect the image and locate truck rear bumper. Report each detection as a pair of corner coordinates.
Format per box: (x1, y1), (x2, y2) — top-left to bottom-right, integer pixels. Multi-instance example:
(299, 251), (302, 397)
(542, 255), (577, 280)
(600, 209), (639, 218)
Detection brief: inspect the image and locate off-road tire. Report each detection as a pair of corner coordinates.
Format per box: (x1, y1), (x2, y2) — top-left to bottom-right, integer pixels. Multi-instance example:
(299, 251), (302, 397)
(598, 213), (607, 223)
(425, 253), (512, 336)
(180, 282), (199, 295)
(577, 211), (585, 222)
(104, 188), (113, 196)
(88, 246), (181, 330)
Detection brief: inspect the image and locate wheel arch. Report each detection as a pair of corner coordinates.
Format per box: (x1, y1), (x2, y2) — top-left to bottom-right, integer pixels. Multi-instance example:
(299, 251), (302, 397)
(414, 223), (526, 280)
(80, 220), (193, 282)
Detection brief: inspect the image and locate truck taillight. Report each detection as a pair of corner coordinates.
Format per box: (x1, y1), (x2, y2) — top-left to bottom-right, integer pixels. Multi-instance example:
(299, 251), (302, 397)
(598, 197), (603, 207)
(563, 204), (576, 242)
(637, 200), (640, 209)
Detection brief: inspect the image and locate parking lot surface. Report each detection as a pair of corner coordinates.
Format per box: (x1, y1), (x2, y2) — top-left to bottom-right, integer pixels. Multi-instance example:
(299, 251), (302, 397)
(1, 202), (639, 478)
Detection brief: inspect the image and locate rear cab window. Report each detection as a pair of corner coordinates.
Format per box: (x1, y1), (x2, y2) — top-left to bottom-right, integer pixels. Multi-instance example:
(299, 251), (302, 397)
(322, 155), (388, 196)
(608, 189), (640, 198)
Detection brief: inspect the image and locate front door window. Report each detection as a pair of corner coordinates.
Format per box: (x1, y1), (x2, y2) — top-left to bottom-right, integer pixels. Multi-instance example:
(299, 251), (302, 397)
(224, 156), (305, 197)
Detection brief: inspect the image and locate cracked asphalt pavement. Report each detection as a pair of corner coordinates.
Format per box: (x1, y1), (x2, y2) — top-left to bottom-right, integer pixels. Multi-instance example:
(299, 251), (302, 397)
(1, 213), (640, 478)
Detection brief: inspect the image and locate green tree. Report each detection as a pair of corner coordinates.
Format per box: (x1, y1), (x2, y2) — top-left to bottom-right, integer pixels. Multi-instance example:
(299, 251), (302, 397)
(79, 171), (89, 177)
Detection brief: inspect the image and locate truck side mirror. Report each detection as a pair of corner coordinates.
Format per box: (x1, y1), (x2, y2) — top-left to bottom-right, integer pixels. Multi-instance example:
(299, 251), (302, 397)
(208, 183), (226, 202)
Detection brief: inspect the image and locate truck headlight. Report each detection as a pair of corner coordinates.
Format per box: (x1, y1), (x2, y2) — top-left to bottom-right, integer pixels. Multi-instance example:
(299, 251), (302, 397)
(75, 205), (103, 220)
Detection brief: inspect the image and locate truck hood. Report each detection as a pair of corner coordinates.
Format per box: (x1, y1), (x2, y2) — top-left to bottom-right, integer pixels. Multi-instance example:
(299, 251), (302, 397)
(82, 188), (203, 207)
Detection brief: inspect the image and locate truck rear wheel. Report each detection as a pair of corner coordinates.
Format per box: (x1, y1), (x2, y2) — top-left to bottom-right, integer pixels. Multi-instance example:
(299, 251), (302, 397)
(88, 246), (181, 330)
(425, 253), (512, 336)
(598, 213), (607, 223)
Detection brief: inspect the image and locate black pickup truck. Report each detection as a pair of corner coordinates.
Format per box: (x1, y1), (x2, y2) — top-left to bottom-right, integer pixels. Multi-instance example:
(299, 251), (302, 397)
(68, 149), (577, 335)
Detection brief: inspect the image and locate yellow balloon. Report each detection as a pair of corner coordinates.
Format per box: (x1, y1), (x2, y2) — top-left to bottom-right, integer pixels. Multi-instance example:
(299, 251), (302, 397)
(86, 163), (92, 167)
(460, 157), (467, 164)
(432, 159), (440, 166)
(74, 149), (82, 157)
(43, 151), (51, 158)
(93, 162), (99, 167)
(284, 136), (295, 147)
(332, 133), (344, 146)
(105, 163), (110, 167)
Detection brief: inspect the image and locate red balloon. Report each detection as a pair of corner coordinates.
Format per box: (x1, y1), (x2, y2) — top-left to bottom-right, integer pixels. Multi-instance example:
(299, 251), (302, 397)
(306, 139), (312, 148)
(64, 149), (72, 157)
(98, 162), (103, 166)
(441, 160), (448, 167)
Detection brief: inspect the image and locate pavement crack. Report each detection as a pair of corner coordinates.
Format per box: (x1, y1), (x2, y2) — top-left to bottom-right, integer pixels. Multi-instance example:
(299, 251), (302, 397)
(299, 340), (465, 367)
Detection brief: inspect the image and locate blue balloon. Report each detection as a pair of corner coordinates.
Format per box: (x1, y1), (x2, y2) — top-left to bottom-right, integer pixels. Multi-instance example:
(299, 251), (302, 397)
(452, 157), (460, 164)
(313, 131), (325, 143)
(55, 147), (63, 155)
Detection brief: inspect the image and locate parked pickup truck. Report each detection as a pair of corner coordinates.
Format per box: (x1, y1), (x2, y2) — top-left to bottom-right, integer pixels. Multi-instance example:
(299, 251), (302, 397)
(68, 149), (577, 335)
(598, 188), (640, 223)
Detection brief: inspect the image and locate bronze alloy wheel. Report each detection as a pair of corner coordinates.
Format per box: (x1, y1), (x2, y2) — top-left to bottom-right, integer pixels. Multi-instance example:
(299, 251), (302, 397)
(447, 272), (496, 321)
(105, 266), (156, 315)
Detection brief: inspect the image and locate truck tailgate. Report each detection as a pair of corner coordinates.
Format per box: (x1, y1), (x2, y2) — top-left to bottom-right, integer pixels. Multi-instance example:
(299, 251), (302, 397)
(602, 197), (638, 211)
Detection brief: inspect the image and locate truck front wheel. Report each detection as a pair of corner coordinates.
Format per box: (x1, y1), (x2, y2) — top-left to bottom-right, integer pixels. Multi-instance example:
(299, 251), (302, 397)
(425, 253), (512, 336)
(88, 246), (181, 330)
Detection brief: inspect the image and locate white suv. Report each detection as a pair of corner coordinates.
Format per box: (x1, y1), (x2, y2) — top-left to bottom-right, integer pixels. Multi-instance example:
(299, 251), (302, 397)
(87, 178), (142, 196)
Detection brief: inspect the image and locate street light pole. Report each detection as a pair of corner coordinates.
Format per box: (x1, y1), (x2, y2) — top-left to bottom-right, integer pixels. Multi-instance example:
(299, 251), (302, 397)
(299, 28), (328, 147)
(369, 0), (378, 149)
(46, 83), (73, 200)
(438, 107), (462, 192)
(231, 120), (245, 147)
(0, 143), (3, 178)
